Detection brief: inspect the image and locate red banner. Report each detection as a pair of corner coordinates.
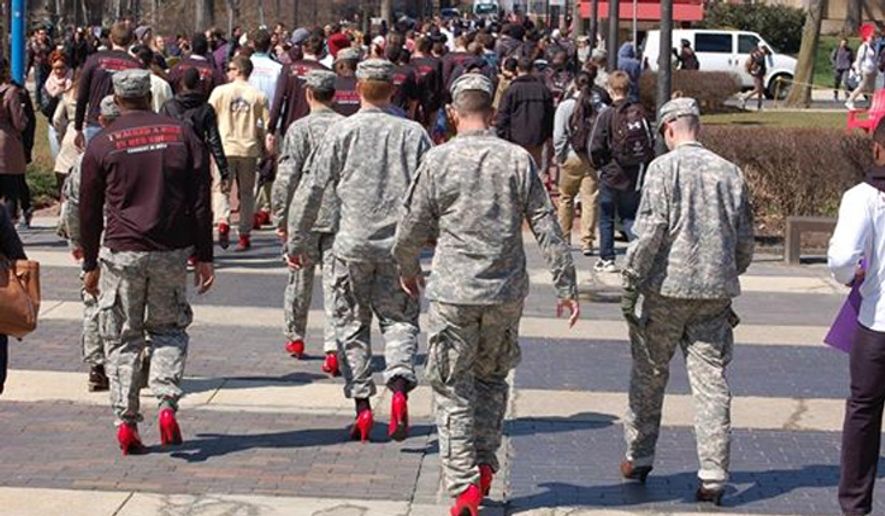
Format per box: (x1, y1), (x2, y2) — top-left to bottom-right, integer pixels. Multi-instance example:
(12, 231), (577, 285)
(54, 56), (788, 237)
(579, 0), (704, 22)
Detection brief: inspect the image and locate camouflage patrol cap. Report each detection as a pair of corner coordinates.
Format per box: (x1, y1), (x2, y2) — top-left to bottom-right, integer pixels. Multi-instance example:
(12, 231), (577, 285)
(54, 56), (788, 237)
(657, 97), (700, 132)
(112, 69), (151, 98)
(356, 58), (394, 82)
(335, 47), (361, 63)
(99, 95), (120, 120)
(450, 73), (494, 101)
(304, 70), (337, 92)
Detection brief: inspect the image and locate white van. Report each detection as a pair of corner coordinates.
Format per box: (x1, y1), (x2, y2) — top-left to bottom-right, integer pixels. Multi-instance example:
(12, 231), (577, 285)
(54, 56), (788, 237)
(641, 29), (797, 99)
(473, 0), (500, 18)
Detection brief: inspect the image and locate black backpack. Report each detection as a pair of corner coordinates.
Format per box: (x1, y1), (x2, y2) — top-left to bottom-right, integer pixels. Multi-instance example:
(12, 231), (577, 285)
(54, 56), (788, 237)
(610, 102), (654, 169)
(568, 94), (599, 155)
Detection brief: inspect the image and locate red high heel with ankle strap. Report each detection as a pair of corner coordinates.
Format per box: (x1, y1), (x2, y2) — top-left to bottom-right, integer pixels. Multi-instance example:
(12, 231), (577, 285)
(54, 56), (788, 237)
(450, 484), (482, 516)
(117, 423), (147, 456)
(158, 408), (183, 445)
(350, 409), (373, 443)
(388, 391), (409, 441)
(479, 464), (494, 496)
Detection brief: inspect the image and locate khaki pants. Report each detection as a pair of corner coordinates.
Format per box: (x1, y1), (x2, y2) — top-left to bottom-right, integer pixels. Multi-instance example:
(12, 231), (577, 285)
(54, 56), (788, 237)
(557, 154), (598, 250)
(214, 156), (257, 237)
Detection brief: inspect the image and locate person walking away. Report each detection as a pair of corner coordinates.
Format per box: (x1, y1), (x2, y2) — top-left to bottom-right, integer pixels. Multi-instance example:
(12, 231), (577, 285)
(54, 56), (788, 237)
(331, 48), (361, 117)
(832, 38), (854, 101)
(674, 39), (699, 71)
(410, 37), (444, 130)
(248, 28), (284, 227)
(828, 117), (885, 516)
(619, 97), (755, 505)
(554, 67), (609, 257)
(589, 71), (655, 273)
(208, 55), (269, 252)
(393, 73), (580, 516)
(616, 42), (642, 103)
(79, 70), (214, 455)
(59, 96), (121, 392)
(40, 51), (73, 164)
(28, 27), (53, 110)
(74, 22), (141, 149)
(288, 59), (431, 443)
(161, 67), (231, 247)
(272, 70), (343, 371)
(847, 26), (878, 111)
(495, 57), (554, 171)
(268, 35), (330, 149)
(0, 57), (29, 225)
(739, 44), (771, 111)
(167, 33), (226, 97)
(52, 70), (82, 196)
(0, 204), (26, 396)
(133, 45), (173, 113)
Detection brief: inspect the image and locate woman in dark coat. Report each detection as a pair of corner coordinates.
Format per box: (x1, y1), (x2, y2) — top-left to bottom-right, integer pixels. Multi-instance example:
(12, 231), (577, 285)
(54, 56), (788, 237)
(0, 204), (26, 394)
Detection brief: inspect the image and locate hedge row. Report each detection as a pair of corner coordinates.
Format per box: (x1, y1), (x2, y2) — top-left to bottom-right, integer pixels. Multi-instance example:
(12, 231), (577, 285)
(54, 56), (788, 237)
(639, 71), (742, 115)
(699, 126), (870, 233)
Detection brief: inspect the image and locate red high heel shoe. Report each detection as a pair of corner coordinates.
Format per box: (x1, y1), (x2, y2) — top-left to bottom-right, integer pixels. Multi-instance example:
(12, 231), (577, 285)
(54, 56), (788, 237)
(450, 484), (482, 516)
(117, 423), (147, 456)
(158, 408), (183, 445)
(349, 409), (373, 443)
(388, 391), (409, 441)
(321, 352), (340, 377)
(285, 339), (305, 358)
(479, 464), (494, 496)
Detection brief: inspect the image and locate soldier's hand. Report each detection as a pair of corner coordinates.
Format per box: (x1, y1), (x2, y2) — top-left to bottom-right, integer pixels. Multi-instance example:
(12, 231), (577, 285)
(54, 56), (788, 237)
(557, 298), (580, 328)
(71, 248), (83, 262)
(621, 287), (640, 325)
(400, 274), (425, 299)
(74, 130), (85, 151)
(287, 253), (308, 270)
(83, 269), (100, 297)
(194, 262), (215, 294)
(275, 227), (287, 243)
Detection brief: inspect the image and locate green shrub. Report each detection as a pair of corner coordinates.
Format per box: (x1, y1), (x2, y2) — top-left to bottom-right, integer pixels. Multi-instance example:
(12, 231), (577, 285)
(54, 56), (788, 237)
(639, 71), (741, 115)
(699, 126), (869, 233)
(699, 3), (805, 55)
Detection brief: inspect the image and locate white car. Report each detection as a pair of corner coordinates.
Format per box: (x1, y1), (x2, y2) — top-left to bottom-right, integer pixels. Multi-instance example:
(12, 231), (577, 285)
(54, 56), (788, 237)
(641, 29), (797, 99)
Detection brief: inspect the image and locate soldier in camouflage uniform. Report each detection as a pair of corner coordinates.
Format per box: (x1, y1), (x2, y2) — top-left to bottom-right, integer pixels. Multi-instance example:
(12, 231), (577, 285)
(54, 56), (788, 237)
(288, 59), (432, 442)
(619, 98), (755, 504)
(393, 73), (580, 515)
(79, 70), (215, 455)
(59, 95), (119, 392)
(271, 70), (343, 376)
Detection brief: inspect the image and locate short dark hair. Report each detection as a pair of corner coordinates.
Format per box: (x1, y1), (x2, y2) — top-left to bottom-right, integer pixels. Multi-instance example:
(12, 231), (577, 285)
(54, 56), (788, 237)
(453, 90), (492, 115)
(310, 88), (335, 102)
(416, 37), (432, 54)
(251, 28), (272, 52)
(516, 57), (533, 73)
(182, 67), (201, 91)
(110, 22), (134, 47)
(304, 35), (325, 56)
(191, 33), (209, 56)
(503, 57), (518, 73)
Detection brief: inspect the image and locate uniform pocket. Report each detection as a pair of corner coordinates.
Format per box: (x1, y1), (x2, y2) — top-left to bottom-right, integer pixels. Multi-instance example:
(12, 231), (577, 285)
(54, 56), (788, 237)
(97, 283), (123, 341)
(173, 287), (194, 329)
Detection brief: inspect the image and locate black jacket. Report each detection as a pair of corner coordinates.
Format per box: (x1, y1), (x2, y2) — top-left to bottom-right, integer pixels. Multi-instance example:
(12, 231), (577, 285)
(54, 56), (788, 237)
(160, 92), (229, 181)
(0, 206), (25, 260)
(495, 74), (554, 148)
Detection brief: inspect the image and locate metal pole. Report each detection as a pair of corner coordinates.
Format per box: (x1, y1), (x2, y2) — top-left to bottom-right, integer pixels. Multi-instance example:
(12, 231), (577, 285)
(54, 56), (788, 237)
(589, 0), (598, 48)
(607, 0), (619, 70)
(10, 0), (25, 84)
(656, 0), (673, 153)
(631, 0), (637, 50)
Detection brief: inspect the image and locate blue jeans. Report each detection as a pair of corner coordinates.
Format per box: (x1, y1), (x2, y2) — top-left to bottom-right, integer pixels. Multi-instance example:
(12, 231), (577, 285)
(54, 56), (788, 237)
(598, 183), (641, 261)
(84, 124), (102, 144)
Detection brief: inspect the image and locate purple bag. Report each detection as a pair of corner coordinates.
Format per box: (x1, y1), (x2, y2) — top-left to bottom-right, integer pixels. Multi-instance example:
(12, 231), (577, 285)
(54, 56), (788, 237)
(825, 281), (862, 353)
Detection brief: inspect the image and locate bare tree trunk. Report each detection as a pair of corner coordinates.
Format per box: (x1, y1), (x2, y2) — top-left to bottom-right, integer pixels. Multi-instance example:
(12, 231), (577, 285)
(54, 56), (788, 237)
(0, 0), (8, 63)
(257, 0), (264, 26)
(842, 0), (862, 36)
(196, 0), (213, 31)
(151, 0), (159, 26)
(573, 0), (584, 36)
(785, 0), (825, 107)
(380, 0), (392, 24)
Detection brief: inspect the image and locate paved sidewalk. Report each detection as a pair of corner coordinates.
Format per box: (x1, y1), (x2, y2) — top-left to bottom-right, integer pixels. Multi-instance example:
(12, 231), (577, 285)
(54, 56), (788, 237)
(0, 219), (879, 515)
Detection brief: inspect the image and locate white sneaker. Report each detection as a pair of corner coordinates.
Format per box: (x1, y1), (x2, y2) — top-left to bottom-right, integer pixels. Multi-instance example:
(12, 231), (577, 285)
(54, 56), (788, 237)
(739, 97), (747, 110)
(593, 259), (618, 273)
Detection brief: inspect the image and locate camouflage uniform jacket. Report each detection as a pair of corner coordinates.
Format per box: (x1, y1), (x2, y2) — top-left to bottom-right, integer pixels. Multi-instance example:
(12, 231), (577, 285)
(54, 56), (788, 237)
(393, 129), (578, 305)
(59, 156), (84, 251)
(272, 107), (343, 234)
(623, 141), (755, 299)
(289, 107), (432, 262)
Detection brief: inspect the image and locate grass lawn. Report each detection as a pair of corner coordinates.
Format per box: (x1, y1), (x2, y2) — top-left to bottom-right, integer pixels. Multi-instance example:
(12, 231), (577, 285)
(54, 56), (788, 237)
(702, 110), (847, 130)
(27, 114), (59, 208)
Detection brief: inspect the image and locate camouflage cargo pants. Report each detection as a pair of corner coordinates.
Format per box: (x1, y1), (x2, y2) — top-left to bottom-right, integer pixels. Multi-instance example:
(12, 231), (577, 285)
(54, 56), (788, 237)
(81, 286), (103, 366)
(283, 231), (337, 353)
(329, 256), (420, 399)
(426, 300), (523, 496)
(97, 248), (193, 425)
(624, 290), (736, 490)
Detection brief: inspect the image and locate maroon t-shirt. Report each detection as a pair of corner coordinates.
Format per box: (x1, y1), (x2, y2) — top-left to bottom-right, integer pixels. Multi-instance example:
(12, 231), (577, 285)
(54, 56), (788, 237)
(331, 75), (360, 117)
(391, 64), (419, 117)
(441, 51), (473, 92)
(269, 59), (330, 134)
(75, 50), (142, 130)
(168, 55), (226, 96)
(79, 110), (213, 271)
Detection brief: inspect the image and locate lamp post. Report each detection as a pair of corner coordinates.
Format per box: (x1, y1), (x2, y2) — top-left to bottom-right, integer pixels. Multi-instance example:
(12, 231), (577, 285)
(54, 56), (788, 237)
(11, 0), (26, 85)
(607, 0), (619, 70)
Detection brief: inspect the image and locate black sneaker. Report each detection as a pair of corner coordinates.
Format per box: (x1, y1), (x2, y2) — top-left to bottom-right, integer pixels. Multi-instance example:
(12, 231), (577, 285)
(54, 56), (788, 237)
(88, 365), (109, 392)
(696, 485), (724, 505)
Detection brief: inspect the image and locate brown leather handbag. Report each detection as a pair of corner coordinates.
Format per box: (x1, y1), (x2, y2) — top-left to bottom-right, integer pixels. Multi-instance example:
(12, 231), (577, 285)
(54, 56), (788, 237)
(0, 255), (41, 339)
